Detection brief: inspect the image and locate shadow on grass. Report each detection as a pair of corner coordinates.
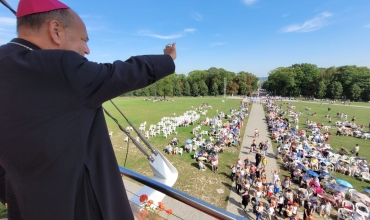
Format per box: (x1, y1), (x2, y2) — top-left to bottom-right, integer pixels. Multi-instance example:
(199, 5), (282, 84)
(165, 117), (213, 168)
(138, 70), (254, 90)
(191, 162), (199, 169)
(219, 171), (231, 179)
(205, 163), (212, 170)
(221, 182), (233, 189)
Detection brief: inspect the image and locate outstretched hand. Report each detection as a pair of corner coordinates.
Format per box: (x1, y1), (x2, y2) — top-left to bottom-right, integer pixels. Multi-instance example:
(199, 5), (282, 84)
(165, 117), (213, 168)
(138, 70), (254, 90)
(163, 42), (177, 60)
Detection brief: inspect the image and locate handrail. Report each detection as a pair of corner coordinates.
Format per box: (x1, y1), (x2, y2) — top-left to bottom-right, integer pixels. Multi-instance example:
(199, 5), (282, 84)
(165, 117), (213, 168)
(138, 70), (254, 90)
(119, 166), (245, 220)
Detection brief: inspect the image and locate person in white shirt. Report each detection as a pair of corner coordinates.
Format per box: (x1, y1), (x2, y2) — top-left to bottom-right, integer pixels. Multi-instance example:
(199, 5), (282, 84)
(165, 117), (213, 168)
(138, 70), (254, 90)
(267, 205), (275, 220)
(277, 195), (284, 216)
(282, 176), (291, 191)
(274, 179), (281, 195)
(320, 200), (331, 218)
(243, 180), (251, 192)
(271, 170), (280, 184)
(254, 128), (259, 138)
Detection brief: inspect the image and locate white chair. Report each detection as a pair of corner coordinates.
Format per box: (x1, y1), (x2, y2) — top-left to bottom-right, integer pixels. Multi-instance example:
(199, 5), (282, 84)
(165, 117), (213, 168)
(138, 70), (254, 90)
(326, 162), (335, 172)
(337, 208), (353, 220)
(361, 172), (370, 182)
(341, 200), (354, 210)
(124, 137), (129, 142)
(187, 145), (193, 153)
(150, 131), (156, 137)
(348, 189), (357, 200)
(178, 148), (183, 156)
(354, 203), (369, 220)
(109, 132), (113, 137)
(192, 145), (197, 152)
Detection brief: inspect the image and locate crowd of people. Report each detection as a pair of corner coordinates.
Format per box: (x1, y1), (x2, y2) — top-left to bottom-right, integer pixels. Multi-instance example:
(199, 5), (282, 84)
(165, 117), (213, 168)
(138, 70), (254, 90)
(261, 101), (370, 220)
(190, 102), (249, 172)
(231, 150), (312, 220)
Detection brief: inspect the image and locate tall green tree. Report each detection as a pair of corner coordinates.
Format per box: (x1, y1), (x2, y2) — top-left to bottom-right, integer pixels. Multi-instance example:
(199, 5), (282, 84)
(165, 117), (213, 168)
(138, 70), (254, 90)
(191, 82), (199, 96)
(350, 84), (362, 100)
(199, 81), (208, 96)
(329, 81), (343, 99)
(156, 76), (173, 99)
(316, 81), (327, 99)
(173, 81), (182, 96)
(210, 82), (218, 96)
(183, 81), (191, 96)
(266, 67), (295, 96)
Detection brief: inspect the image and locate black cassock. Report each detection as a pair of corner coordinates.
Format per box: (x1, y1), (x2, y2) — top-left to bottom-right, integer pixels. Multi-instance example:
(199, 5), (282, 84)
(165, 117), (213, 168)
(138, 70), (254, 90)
(0, 38), (175, 220)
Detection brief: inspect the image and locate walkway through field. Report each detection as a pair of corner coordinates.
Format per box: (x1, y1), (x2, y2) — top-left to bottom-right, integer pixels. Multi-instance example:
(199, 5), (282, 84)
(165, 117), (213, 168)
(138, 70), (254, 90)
(226, 101), (305, 220)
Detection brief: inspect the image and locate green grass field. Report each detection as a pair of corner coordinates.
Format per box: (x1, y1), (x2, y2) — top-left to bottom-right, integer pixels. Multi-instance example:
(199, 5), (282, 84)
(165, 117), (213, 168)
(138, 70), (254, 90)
(272, 100), (370, 192)
(104, 97), (248, 209)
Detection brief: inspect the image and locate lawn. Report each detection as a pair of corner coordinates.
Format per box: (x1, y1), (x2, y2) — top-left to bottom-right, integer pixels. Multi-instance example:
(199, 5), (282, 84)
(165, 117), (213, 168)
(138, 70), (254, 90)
(104, 96), (249, 209)
(272, 100), (370, 192)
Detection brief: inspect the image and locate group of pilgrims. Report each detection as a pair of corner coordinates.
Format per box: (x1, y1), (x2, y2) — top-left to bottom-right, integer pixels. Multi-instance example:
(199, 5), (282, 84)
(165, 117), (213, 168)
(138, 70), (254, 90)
(254, 100), (370, 220)
(187, 102), (249, 172)
(231, 150), (309, 220)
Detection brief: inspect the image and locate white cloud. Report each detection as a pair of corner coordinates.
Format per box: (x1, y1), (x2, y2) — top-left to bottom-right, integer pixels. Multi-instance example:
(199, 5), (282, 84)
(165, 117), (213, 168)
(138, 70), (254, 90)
(365, 23), (370, 28)
(138, 28), (196, 39)
(241, 0), (257, 5)
(281, 12), (333, 33)
(192, 12), (203, 21)
(184, 28), (196, 33)
(138, 30), (183, 39)
(0, 17), (16, 26)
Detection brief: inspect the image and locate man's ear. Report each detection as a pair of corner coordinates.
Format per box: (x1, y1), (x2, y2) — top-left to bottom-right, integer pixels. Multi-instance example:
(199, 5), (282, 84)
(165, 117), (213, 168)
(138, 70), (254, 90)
(48, 20), (64, 46)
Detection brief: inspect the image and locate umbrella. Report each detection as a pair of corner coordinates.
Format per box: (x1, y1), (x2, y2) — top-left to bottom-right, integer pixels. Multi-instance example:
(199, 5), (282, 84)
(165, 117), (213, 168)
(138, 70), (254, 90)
(306, 170), (319, 177)
(295, 162), (306, 170)
(325, 182), (348, 193)
(197, 156), (206, 161)
(186, 139), (192, 144)
(336, 179), (353, 188)
(320, 171), (333, 177)
(364, 188), (370, 194)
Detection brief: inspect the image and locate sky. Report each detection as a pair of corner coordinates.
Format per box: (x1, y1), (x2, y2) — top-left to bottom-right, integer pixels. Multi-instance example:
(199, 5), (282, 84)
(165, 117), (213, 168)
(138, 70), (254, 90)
(0, 0), (369, 77)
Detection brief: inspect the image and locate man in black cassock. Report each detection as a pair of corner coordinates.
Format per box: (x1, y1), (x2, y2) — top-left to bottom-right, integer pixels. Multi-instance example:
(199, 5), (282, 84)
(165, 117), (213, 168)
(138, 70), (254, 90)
(0, 0), (176, 219)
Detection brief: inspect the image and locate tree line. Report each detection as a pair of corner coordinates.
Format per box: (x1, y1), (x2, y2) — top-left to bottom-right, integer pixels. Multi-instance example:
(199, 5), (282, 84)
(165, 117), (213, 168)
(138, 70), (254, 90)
(262, 64), (370, 101)
(124, 67), (259, 98)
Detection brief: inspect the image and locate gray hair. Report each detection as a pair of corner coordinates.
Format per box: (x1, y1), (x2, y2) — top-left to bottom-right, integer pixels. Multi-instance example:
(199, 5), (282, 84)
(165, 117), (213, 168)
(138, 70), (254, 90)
(17, 9), (73, 32)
